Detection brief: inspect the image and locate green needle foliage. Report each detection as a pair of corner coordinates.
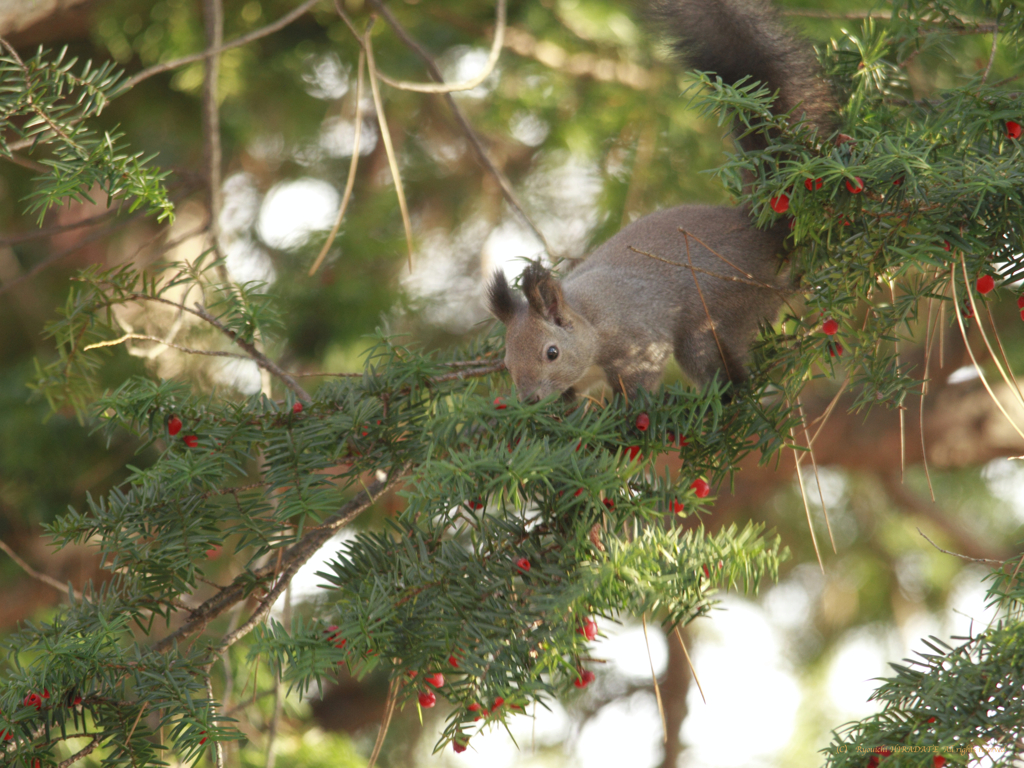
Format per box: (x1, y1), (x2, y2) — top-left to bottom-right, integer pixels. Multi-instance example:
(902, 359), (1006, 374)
(1, 0), (1024, 766)
(0, 44), (173, 224)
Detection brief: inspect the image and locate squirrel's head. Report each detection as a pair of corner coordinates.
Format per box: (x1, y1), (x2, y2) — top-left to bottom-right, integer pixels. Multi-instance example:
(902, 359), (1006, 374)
(487, 262), (597, 402)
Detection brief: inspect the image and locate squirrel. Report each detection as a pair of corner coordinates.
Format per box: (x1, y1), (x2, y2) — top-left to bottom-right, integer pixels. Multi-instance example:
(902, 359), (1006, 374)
(487, 0), (836, 401)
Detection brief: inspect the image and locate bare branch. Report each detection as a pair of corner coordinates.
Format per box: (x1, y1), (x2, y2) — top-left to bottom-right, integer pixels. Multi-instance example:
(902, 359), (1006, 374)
(83, 332), (252, 360)
(360, 0), (553, 256)
(309, 50), (366, 277)
(369, 0), (506, 94)
(362, 21), (415, 269)
(191, 302), (312, 403)
(0, 183), (201, 298)
(0, 536), (83, 601)
(0, 208), (120, 248)
(57, 736), (101, 768)
(124, 0), (324, 90)
(202, 0), (227, 282)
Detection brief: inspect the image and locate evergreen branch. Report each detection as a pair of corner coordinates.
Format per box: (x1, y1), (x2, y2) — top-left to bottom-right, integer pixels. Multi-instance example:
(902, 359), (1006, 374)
(153, 468), (406, 653)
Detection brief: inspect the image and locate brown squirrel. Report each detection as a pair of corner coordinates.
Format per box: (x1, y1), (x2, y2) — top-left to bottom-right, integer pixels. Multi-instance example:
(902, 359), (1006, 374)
(487, 0), (836, 401)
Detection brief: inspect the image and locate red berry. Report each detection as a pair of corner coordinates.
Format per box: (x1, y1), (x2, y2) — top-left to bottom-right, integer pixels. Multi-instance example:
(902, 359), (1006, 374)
(976, 275), (995, 294)
(293, 402), (303, 413)
(418, 691), (436, 708)
(72, 695), (82, 706)
(867, 758), (879, 768)
(453, 739), (468, 754)
(845, 177), (864, 194)
(892, 177), (903, 186)
(167, 416), (183, 436)
(449, 655), (459, 668)
(602, 498), (614, 511)
(829, 342), (844, 357)
(822, 318), (839, 335)
(690, 479), (710, 498)
(963, 301), (975, 319)
(494, 397), (506, 410)
(670, 500), (685, 515)
(199, 731), (207, 746)
(467, 500), (484, 510)
(406, 670), (418, 678)
(574, 488), (584, 497)
(578, 616), (598, 641)
(927, 716), (936, 723)
(769, 194), (790, 213)
(626, 446), (642, 461)
(635, 412), (650, 431)
(1, 730), (9, 741)
(207, 545), (222, 559)
(933, 757), (945, 768)
(943, 240), (951, 251)
(516, 557), (531, 572)
(702, 564), (710, 579)
(1017, 296), (1024, 309)
(1007, 120), (1022, 139)
(183, 434), (199, 448)
(804, 177), (823, 191)
(574, 669), (596, 688)
(492, 697), (504, 710)
(467, 703), (481, 712)
(425, 673), (445, 688)
(23, 693), (42, 710)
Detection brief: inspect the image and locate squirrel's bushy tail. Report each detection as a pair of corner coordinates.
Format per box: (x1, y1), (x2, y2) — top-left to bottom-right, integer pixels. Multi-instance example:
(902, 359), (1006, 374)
(645, 0), (835, 148)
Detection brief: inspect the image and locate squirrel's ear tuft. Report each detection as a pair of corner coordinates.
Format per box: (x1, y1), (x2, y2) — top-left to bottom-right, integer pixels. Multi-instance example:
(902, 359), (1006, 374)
(522, 261), (570, 328)
(487, 270), (520, 324)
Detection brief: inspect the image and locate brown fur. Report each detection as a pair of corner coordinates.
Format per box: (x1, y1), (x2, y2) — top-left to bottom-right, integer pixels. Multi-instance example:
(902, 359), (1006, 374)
(488, 0), (835, 401)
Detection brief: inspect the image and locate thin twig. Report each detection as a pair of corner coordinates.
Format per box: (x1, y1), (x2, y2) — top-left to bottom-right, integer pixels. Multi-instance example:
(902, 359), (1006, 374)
(124, 0), (323, 90)
(0, 536), (83, 601)
(952, 262), (1024, 442)
(642, 614), (668, 745)
(797, 399), (836, 554)
(672, 626), (705, 704)
(57, 736), (101, 768)
(202, 0), (227, 283)
(362, 21), (415, 269)
(192, 303), (312, 403)
(309, 50), (365, 276)
(367, 677), (399, 768)
(343, 0), (552, 256)
(83, 332), (251, 359)
(0, 197), (187, 298)
(369, 0), (506, 94)
(917, 528), (1001, 565)
(681, 232), (732, 382)
(980, 18), (999, 84)
(791, 425), (824, 574)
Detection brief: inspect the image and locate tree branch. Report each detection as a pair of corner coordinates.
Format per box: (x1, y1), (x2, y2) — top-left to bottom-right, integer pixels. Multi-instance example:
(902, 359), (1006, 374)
(154, 468), (406, 653)
(0, 536), (83, 601)
(192, 303), (312, 403)
(123, 0), (323, 90)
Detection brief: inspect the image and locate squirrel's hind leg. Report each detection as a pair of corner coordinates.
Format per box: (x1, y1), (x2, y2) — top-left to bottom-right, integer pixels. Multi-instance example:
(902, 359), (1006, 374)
(673, 332), (747, 395)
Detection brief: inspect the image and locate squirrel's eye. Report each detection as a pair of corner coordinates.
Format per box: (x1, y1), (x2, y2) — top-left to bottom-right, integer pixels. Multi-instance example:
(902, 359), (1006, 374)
(546, 345), (559, 361)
